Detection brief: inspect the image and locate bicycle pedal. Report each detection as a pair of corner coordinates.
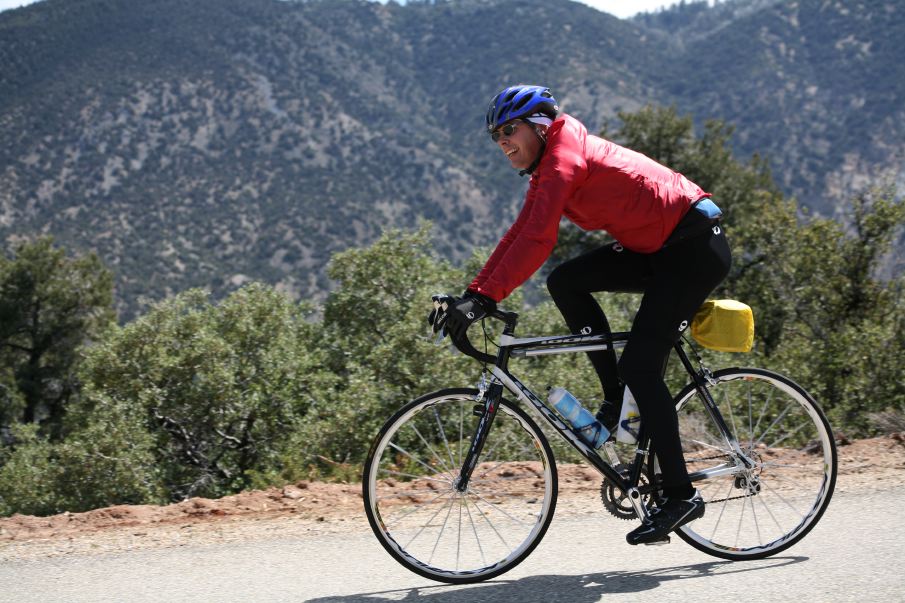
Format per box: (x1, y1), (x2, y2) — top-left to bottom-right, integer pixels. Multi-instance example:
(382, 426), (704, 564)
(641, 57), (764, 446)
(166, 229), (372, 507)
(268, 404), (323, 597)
(643, 535), (671, 546)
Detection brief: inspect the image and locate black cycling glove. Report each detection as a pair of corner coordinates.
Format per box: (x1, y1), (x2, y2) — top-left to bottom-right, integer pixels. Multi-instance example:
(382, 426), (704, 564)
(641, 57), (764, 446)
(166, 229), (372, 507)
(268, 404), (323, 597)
(444, 291), (497, 341)
(427, 294), (455, 334)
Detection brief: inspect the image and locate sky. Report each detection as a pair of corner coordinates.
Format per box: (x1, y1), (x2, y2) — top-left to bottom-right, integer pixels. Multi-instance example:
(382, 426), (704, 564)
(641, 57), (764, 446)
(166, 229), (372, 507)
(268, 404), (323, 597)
(0, 0), (681, 19)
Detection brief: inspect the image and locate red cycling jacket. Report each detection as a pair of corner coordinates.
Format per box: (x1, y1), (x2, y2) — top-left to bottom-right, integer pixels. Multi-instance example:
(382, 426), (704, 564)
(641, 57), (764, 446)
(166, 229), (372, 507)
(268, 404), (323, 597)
(468, 114), (709, 302)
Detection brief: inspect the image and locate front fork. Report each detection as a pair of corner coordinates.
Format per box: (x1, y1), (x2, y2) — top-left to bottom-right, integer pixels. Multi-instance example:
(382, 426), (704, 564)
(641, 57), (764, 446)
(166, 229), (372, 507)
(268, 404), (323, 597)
(454, 378), (503, 493)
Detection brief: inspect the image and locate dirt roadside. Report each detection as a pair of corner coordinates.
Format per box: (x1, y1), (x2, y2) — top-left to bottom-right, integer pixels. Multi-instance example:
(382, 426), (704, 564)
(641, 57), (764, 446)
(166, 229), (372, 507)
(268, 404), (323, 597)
(1, 436), (903, 561)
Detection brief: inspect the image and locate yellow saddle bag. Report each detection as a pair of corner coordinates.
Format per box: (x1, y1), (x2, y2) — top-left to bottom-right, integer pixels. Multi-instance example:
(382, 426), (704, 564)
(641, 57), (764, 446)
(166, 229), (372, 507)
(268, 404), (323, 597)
(690, 300), (755, 353)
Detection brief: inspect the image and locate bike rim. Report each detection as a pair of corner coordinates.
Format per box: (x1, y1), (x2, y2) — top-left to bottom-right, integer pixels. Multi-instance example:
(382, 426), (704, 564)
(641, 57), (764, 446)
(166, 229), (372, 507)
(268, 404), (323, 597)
(674, 369), (836, 557)
(365, 392), (556, 581)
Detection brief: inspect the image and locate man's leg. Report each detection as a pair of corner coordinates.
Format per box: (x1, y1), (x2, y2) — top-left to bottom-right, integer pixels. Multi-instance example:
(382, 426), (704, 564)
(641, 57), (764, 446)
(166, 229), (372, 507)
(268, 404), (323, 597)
(622, 227), (731, 545)
(619, 227), (731, 497)
(546, 242), (650, 402)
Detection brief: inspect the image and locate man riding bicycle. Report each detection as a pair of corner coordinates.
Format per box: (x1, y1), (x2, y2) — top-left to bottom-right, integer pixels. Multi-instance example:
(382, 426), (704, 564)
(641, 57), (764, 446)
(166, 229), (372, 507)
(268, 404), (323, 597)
(442, 84), (732, 545)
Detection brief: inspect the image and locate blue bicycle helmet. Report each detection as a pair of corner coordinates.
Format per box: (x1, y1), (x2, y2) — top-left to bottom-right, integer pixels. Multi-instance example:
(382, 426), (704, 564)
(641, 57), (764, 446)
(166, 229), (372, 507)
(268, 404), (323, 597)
(486, 85), (559, 133)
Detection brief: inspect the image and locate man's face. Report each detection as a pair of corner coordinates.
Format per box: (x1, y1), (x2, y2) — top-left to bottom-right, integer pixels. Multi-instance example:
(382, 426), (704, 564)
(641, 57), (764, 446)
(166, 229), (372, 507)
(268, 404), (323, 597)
(492, 121), (543, 170)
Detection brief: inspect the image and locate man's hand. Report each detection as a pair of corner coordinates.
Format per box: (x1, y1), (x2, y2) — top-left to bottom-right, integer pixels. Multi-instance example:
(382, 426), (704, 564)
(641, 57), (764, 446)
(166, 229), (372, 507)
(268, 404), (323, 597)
(444, 292), (497, 341)
(427, 294), (455, 335)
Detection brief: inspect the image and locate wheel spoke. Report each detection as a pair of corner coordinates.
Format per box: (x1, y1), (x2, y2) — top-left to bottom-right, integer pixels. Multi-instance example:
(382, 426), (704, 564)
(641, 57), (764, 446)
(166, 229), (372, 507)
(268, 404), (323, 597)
(410, 423), (455, 476)
(456, 495), (463, 571)
(377, 488), (454, 502)
(749, 383), (776, 450)
(472, 493), (513, 551)
(757, 488), (786, 534)
(390, 489), (456, 533)
(710, 479), (736, 542)
(463, 495), (488, 568)
(378, 466), (454, 485)
(753, 402), (793, 450)
(473, 430), (525, 477)
(734, 484), (747, 548)
(747, 386), (755, 449)
(724, 388), (740, 448)
(458, 402), (464, 468)
(748, 490), (762, 547)
(428, 495), (458, 565)
(388, 441), (449, 481)
(763, 419), (813, 450)
(398, 491), (455, 549)
(759, 462), (817, 470)
(759, 478), (806, 520)
(467, 489), (532, 527)
(433, 406), (458, 471)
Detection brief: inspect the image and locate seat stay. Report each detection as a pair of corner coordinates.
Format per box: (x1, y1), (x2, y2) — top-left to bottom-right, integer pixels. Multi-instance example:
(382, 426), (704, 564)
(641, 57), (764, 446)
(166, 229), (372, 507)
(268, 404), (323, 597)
(672, 341), (752, 463)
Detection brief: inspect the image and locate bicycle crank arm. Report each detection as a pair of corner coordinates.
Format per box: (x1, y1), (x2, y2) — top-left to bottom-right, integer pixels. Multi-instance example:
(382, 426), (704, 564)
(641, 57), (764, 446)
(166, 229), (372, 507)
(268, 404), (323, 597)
(626, 486), (651, 522)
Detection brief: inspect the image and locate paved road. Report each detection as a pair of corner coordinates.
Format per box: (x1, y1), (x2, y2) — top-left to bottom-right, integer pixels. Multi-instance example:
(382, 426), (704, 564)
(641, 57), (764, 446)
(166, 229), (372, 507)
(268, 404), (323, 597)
(2, 488), (903, 602)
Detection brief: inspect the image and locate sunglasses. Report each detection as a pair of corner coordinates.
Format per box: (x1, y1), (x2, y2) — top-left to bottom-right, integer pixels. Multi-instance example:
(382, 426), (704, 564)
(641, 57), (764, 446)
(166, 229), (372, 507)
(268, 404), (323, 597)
(490, 122), (520, 142)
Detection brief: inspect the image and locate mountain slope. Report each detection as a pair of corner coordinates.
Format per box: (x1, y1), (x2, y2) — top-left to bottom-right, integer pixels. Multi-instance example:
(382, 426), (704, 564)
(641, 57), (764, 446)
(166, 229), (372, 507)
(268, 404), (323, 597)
(649, 0), (905, 202)
(0, 0), (901, 316)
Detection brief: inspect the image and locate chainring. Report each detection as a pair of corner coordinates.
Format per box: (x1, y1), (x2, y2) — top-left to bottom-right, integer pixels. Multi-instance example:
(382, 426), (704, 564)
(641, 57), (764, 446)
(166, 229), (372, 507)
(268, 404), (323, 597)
(600, 463), (656, 520)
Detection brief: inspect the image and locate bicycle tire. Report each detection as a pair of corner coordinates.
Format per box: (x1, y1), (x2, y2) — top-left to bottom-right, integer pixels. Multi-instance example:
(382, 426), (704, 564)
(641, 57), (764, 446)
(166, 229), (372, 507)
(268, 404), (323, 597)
(669, 368), (837, 560)
(362, 388), (558, 584)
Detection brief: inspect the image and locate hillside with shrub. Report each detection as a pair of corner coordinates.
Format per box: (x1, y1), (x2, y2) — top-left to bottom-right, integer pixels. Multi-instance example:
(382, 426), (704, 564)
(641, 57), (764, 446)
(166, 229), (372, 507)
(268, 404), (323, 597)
(1, 0), (902, 317)
(1, 105), (901, 517)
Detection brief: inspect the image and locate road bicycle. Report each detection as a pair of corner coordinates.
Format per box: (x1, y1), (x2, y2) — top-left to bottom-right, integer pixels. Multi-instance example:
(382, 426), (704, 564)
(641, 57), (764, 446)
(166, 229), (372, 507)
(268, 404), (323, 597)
(362, 296), (837, 584)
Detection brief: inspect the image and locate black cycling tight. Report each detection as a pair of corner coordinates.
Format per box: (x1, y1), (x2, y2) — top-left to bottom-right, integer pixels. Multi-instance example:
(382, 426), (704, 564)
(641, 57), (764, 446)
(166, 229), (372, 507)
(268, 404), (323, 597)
(547, 225), (731, 497)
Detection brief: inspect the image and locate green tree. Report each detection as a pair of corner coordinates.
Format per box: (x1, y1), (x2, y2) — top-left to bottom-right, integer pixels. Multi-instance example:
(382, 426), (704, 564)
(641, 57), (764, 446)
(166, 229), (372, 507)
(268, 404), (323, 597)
(0, 398), (164, 516)
(0, 237), (115, 437)
(78, 283), (332, 500)
(756, 190), (905, 431)
(303, 226), (477, 472)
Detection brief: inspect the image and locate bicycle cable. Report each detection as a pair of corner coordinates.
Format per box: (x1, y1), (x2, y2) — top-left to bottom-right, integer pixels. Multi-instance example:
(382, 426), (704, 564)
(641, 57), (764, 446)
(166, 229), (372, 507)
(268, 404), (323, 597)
(681, 333), (714, 376)
(480, 319), (499, 365)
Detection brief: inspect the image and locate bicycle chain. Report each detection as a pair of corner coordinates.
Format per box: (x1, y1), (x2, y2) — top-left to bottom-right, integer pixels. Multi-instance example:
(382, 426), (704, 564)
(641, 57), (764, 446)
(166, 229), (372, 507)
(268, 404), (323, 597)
(707, 494), (757, 503)
(686, 454), (736, 463)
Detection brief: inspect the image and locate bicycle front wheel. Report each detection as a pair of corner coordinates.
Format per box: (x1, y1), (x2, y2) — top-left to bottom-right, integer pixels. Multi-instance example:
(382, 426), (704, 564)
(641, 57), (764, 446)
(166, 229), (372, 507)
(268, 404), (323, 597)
(362, 388), (558, 584)
(672, 368), (837, 560)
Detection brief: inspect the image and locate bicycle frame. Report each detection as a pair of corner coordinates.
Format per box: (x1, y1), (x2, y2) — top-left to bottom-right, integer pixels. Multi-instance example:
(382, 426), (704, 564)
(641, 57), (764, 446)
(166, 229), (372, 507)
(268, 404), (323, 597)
(454, 312), (752, 522)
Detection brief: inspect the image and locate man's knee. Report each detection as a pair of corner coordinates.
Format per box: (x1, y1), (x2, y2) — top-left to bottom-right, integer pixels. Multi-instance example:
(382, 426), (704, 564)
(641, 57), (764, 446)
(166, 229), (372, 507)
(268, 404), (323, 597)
(617, 335), (671, 384)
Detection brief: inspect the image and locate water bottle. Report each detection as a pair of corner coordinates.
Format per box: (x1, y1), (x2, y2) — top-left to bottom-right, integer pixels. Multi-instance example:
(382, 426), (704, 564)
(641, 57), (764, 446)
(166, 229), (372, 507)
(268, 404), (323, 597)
(616, 386), (642, 445)
(548, 387), (609, 449)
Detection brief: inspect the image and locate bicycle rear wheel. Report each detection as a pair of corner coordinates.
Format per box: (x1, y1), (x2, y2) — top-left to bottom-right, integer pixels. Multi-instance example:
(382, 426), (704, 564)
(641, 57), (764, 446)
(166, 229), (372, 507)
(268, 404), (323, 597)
(362, 388), (557, 584)
(671, 368), (836, 560)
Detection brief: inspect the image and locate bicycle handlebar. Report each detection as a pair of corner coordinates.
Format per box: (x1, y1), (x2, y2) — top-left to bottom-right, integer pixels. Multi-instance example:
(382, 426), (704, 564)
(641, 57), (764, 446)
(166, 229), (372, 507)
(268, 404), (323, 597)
(430, 294), (519, 364)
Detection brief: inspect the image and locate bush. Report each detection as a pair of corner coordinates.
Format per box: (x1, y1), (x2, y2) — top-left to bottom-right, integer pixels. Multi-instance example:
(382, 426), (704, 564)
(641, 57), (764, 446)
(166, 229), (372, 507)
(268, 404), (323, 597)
(77, 283), (332, 501)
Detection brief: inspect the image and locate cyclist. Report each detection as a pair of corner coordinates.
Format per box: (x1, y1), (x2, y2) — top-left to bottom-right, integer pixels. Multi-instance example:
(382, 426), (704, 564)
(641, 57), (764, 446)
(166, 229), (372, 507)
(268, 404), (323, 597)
(443, 84), (732, 545)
